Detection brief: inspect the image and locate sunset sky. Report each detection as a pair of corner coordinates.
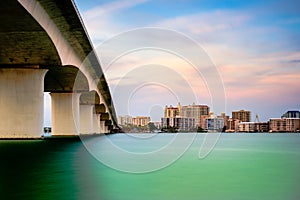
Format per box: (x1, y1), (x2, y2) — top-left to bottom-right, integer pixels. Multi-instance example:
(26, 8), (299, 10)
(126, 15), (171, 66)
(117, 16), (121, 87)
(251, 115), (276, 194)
(45, 0), (300, 124)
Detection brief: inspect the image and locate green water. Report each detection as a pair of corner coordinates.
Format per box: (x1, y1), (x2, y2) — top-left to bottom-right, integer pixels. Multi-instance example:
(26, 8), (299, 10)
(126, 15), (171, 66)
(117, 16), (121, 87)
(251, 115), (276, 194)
(1, 133), (300, 200)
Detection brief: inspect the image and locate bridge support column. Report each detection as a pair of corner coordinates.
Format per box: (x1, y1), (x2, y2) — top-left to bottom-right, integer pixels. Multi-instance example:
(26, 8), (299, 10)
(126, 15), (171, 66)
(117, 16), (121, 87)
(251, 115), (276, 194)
(93, 113), (100, 134)
(0, 68), (47, 138)
(100, 121), (108, 134)
(80, 104), (94, 134)
(50, 93), (80, 136)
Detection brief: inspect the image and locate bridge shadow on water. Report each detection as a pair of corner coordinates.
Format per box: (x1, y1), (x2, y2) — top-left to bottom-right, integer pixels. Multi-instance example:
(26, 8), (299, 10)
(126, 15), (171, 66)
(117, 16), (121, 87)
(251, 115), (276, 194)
(0, 139), (108, 200)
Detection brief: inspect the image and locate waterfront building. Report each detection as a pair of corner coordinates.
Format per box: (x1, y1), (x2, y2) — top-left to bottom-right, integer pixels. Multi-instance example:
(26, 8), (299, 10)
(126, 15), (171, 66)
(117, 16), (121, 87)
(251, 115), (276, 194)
(254, 122), (269, 132)
(281, 110), (300, 118)
(269, 118), (300, 132)
(118, 115), (133, 126)
(179, 103), (210, 127)
(238, 122), (255, 132)
(161, 117), (195, 132)
(204, 115), (224, 131)
(226, 118), (240, 132)
(132, 116), (151, 126)
(164, 105), (179, 118)
(286, 118), (300, 132)
(269, 118), (286, 132)
(238, 122), (269, 132)
(164, 102), (210, 128)
(232, 110), (251, 122)
(218, 112), (230, 127)
(200, 115), (209, 129)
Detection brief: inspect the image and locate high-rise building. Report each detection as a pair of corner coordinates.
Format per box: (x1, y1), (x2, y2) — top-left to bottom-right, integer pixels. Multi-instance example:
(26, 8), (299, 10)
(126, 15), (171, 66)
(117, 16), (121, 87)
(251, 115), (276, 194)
(269, 118), (300, 132)
(204, 115), (224, 131)
(118, 115), (133, 126)
(161, 117), (195, 132)
(281, 111), (300, 118)
(218, 112), (229, 127)
(226, 118), (240, 132)
(179, 103), (210, 127)
(132, 116), (151, 126)
(200, 115), (209, 129)
(232, 110), (251, 122)
(164, 103), (210, 128)
(162, 103), (209, 131)
(164, 105), (179, 118)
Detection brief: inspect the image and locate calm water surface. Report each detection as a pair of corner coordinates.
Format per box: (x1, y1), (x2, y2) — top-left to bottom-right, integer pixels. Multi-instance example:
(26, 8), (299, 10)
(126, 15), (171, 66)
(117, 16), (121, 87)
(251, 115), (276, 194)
(1, 133), (300, 200)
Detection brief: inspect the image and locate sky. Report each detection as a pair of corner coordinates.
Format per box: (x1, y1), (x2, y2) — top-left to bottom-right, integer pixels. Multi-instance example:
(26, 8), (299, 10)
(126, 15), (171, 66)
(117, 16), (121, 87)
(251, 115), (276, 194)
(46, 0), (300, 125)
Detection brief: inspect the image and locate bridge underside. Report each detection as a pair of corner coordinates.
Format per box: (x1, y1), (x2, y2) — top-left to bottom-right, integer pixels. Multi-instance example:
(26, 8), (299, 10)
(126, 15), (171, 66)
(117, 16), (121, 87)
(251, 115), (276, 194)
(0, 0), (119, 138)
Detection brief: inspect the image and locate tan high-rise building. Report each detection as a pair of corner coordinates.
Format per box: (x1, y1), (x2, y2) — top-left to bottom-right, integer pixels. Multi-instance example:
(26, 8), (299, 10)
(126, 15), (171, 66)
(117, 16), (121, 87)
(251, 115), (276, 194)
(132, 116), (151, 126)
(179, 103), (210, 127)
(226, 118), (241, 132)
(164, 103), (210, 128)
(232, 110), (251, 122)
(164, 105), (179, 118)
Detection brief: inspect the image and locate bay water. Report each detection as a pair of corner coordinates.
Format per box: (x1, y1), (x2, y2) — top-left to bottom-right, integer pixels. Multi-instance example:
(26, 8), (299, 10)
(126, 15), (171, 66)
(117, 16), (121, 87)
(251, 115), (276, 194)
(1, 133), (300, 200)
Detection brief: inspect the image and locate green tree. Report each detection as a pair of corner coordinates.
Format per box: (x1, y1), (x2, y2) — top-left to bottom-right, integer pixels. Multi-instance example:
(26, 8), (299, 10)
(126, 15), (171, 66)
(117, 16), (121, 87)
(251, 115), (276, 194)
(148, 122), (157, 132)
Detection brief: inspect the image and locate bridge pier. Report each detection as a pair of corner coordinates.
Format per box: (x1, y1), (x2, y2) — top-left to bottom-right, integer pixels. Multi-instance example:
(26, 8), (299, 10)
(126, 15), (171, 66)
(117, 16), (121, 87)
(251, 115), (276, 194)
(100, 120), (108, 134)
(50, 93), (80, 136)
(79, 104), (94, 134)
(0, 68), (47, 138)
(100, 113), (111, 134)
(93, 113), (101, 134)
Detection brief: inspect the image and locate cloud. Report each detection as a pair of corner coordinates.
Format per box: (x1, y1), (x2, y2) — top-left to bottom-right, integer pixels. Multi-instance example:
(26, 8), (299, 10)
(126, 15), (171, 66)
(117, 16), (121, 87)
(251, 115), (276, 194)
(81, 0), (150, 43)
(78, 1), (300, 119)
(83, 0), (149, 19)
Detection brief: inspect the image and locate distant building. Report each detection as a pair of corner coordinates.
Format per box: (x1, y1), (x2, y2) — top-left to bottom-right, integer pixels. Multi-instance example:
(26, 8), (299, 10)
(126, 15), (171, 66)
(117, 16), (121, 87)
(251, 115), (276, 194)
(226, 118), (240, 132)
(269, 118), (286, 132)
(179, 103), (210, 127)
(204, 115), (224, 131)
(118, 115), (133, 126)
(254, 122), (269, 132)
(164, 105), (179, 118)
(232, 110), (251, 122)
(269, 118), (300, 132)
(161, 117), (195, 132)
(281, 111), (300, 119)
(218, 112), (230, 127)
(200, 115), (209, 129)
(238, 122), (255, 132)
(132, 116), (151, 126)
(238, 122), (269, 132)
(164, 102), (210, 128)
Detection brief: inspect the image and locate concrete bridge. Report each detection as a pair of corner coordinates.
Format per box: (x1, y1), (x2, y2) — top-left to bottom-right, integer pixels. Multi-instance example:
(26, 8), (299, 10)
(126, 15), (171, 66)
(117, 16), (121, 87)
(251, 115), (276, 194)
(0, 0), (119, 138)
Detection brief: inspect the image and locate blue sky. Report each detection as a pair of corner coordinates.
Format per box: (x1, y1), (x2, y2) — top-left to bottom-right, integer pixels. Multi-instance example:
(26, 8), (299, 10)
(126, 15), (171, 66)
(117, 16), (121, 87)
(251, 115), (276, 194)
(56, 0), (300, 123)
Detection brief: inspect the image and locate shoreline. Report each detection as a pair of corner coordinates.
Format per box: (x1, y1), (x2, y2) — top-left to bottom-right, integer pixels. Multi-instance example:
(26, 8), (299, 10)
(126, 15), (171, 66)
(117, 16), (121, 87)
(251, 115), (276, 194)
(1, 132), (299, 140)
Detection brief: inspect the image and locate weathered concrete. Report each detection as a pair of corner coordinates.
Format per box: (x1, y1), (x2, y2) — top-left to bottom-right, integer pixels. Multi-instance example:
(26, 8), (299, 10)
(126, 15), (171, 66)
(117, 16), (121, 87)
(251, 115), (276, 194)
(50, 93), (80, 135)
(93, 113), (101, 134)
(100, 121), (108, 134)
(0, 0), (119, 137)
(79, 104), (94, 134)
(0, 68), (47, 138)
(44, 66), (89, 93)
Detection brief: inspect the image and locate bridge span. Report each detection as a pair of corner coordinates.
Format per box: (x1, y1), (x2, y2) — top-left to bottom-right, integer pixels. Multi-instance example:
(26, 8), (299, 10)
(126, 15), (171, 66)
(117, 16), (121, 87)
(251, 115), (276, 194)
(0, 0), (119, 138)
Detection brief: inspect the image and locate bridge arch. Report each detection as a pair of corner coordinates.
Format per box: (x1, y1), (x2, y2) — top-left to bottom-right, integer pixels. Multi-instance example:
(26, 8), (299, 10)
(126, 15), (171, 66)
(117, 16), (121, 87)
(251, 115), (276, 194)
(0, 0), (118, 138)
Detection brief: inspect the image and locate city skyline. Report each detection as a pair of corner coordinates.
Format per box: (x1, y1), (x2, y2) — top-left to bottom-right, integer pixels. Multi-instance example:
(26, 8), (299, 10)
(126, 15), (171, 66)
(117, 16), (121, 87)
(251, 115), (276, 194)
(44, 0), (300, 126)
(118, 103), (300, 123)
(118, 106), (300, 133)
